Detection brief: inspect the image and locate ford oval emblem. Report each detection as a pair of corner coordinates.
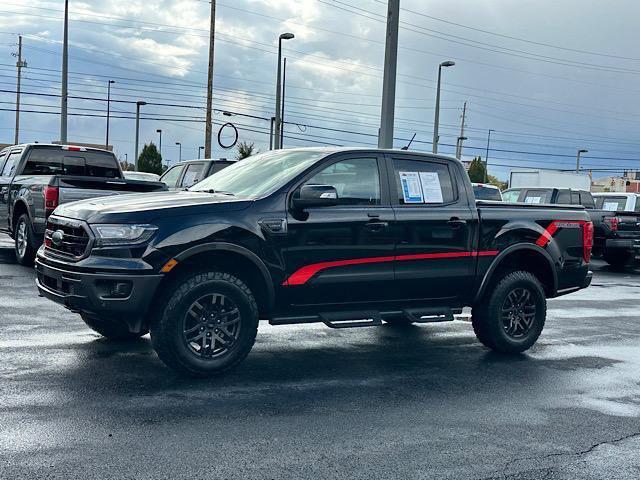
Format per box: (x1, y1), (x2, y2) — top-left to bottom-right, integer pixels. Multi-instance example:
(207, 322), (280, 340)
(51, 230), (64, 246)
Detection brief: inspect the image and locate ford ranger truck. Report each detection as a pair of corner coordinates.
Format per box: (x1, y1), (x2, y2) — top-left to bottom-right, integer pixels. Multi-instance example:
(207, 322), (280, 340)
(0, 143), (166, 265)
(35, 148), (593, 377)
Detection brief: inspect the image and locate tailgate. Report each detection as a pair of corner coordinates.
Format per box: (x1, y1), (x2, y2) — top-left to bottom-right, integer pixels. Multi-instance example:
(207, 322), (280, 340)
(614, 212), (640, 235)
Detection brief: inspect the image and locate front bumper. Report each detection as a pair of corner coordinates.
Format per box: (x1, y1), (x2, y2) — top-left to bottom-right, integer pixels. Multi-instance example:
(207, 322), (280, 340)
(35, 257), (163, 320)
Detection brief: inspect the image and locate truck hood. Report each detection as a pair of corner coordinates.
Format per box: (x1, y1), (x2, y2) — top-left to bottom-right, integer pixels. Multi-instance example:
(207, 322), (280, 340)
(53, 190), (252, 224)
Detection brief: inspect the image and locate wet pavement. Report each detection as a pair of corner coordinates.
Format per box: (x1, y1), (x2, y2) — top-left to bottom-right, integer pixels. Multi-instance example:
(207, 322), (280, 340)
(0, 233), (639, 479)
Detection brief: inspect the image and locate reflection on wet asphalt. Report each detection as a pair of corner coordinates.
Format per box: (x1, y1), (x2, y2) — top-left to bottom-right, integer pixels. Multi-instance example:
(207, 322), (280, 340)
(0, 237), (639, 479)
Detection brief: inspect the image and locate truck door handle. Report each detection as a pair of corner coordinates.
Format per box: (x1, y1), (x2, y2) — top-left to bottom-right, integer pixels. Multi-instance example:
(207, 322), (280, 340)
(365, 221), (388, 232)
(447, 218), (467, 228)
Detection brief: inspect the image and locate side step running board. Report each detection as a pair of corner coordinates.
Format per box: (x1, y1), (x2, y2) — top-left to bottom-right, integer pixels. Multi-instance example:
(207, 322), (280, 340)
(402, 308), (454, 323)
(319, 311), (383, 329)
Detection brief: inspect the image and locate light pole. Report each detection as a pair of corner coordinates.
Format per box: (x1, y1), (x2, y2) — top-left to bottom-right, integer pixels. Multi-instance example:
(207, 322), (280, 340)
(60, 0), (69, 143)
(105, 80), (115, 149)
(156, 129), (162, 157)
(176, 142), (182, 162)
(198, 146), (204, 159)
(274, 32), (294, 150)
(432, 60), (455, 154)
(485, 129), (494, 183)
(576, 149), (588, 173)
(134, 100), (146, 171)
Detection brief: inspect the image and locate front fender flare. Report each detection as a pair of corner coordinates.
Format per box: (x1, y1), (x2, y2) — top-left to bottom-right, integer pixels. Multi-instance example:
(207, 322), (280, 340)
(474, 243), (558, 303)
(173, 242), (275, 312)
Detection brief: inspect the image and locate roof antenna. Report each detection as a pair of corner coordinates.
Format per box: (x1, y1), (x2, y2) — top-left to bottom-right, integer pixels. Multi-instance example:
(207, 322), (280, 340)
(401, 133), (416, 150)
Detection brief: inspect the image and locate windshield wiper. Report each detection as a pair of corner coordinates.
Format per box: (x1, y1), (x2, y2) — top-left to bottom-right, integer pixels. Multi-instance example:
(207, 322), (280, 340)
(195, 188), (236, 196)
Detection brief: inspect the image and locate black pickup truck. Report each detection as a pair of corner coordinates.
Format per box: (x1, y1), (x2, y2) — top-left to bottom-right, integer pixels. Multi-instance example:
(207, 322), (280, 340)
(0, 144), (166, 265)
(35, 148), (593, 376)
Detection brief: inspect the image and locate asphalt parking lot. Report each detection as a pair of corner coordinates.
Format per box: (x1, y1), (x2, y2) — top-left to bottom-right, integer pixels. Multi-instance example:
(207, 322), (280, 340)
(0, 233), (639, 480)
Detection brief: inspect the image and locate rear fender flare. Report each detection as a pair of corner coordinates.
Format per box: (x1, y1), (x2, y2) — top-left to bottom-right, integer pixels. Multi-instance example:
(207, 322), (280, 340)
(474, 243), (558, 303)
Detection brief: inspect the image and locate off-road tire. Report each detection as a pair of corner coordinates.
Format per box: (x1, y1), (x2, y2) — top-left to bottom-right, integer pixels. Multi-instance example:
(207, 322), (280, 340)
(81, 313), (148, 340)
(603, 250), (632, 269)
(150, 271), (259, 377)
(472, 270), (546, 354)
(14, 213), (37, 266)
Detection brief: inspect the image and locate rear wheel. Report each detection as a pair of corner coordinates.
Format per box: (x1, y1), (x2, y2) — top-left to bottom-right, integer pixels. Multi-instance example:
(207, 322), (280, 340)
(603, 250), (632, 269)
(472, 271), (546, 354)
(14, 213), (37, 266)
(150, 271), (259, 377)
(81, 313), (148, 340)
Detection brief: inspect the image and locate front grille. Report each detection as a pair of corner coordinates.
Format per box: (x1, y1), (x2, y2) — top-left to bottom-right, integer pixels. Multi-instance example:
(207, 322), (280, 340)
(44, 216), (92, 261)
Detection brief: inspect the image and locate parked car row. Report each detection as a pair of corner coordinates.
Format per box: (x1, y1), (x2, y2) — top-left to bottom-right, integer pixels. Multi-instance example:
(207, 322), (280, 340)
(494, 186), (640, 268)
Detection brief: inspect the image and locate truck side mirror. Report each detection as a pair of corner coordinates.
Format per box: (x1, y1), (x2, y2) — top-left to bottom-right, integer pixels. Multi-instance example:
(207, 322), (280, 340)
(293, 184), (339, 210)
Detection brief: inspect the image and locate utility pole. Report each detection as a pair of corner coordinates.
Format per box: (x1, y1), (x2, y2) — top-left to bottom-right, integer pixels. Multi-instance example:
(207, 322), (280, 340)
(485, 129), (494, 183)
(204, 0), (216, 159)
(105, 80), (115, 149)
(60, 0), (69, 143)
(455, 101), (467, 159)
(378, 0), (400, 149)
(576, 149), (588, 173)
(13, 35), (26, 145)
(134, 101), (146, 171)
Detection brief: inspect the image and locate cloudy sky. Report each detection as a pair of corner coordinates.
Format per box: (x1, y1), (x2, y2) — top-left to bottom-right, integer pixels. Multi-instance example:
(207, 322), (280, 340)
(1, 0), (639, 179)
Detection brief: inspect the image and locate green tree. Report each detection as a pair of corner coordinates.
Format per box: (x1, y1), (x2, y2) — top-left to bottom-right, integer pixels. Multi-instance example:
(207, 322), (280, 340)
(467, 156), (486, 183)
(137, 142), (164, 175)
(236, 141), (257, 160)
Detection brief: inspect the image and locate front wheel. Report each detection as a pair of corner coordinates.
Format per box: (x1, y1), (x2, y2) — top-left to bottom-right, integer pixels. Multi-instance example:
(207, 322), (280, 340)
(472, 271), (546, 354)
(14, 213), (37, 266)
(150, 271), (259, 377)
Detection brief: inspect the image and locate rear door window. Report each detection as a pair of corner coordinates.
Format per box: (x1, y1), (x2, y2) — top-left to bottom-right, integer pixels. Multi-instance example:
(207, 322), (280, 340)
(180, 163), (206, 188)
(596, 196), (627, 211)
(392, 158), (456, 205)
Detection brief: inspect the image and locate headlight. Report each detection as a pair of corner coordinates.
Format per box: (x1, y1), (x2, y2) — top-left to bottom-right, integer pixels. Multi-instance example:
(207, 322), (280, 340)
(91, 224), (158, 247)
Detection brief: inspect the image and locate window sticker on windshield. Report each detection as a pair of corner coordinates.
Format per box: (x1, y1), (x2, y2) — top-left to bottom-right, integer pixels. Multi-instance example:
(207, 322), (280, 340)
(399, 172), (424, 203)
(419, 172), (444, 204)
(603, 202), (620, 211)
(525, 196), (542, 204)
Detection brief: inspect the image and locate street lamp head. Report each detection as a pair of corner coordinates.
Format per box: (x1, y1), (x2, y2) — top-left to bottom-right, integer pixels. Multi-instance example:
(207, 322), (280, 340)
(109, 80), (115, 84)
(175, 142), (181, 146)
(579, 149), (589, 153)
(156, 129), (162, 133)
(222, 111), (233, 117)
(440, 60), (455, 67)
(136, 101), (147, 106)
(279, 32), (295, 40)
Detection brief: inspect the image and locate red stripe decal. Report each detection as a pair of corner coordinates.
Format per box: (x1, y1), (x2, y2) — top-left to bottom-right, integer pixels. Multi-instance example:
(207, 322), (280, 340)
(283, 250), (499, 286)
(536, 220), (585, 247)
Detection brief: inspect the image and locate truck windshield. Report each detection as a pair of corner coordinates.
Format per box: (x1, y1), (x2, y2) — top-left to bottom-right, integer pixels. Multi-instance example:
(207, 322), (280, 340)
(190, 150), (327, 197)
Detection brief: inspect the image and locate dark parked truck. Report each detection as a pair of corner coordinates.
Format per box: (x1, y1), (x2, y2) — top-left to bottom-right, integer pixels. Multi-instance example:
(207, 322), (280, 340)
(35, 148), (593, 376)
(0, 144), (167, 265)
